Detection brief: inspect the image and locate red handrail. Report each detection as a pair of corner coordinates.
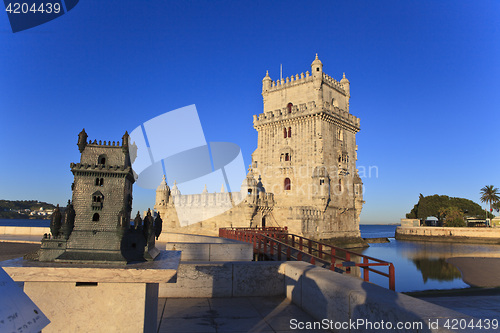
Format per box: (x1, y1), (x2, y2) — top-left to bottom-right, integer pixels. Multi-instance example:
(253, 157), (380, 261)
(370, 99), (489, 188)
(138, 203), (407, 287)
(219, 227), (395, 291)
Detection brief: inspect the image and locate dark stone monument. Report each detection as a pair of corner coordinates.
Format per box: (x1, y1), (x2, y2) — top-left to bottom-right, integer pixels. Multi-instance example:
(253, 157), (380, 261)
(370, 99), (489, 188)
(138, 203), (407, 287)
(36, 129), (161, 264)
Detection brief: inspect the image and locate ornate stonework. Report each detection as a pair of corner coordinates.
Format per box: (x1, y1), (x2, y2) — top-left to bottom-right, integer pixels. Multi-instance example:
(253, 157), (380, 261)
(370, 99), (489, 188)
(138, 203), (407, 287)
(37, 130), (161, 263)
(155, 55), (365, 245)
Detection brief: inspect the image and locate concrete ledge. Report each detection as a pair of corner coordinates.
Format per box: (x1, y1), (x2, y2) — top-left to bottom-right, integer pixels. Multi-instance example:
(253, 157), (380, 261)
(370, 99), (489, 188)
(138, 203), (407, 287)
(158, 232), (242, 243)
(159, 259), (479, 331)
(396, 226), (500, 244)
(285, 261), (476, 332)
(0, 226), (50, 236)
(161, 232), (253, 261)
(163, 242), (253, 261)
(159, 261), (285, 298)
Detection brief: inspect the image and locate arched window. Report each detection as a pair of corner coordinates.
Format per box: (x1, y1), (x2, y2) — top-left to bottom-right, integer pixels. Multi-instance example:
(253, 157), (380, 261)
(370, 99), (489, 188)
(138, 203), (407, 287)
(284, 178), (291, 191)
(95, 178), (100, 186)
(338, 179), (342, 192)
(284, 128), (287, 138)
(92, 213), (100, 222)
(98, 154), (107, 165)
(287, 103), (293, 114)
(288, 127), (291, 137)
(100, 178), (104, 186)
(285, 153), (290, 161)
(92, 191), (104, 210)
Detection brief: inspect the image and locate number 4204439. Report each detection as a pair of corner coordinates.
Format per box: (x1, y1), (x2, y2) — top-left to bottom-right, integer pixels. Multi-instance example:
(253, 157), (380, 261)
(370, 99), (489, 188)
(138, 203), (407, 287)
(5, 2), (61, 14)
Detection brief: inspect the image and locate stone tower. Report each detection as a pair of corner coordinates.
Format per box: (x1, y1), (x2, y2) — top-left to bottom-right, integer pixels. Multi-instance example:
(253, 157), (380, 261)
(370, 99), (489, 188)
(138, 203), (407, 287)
(37, 129), (160, 263)
(251, 55), (364, 244)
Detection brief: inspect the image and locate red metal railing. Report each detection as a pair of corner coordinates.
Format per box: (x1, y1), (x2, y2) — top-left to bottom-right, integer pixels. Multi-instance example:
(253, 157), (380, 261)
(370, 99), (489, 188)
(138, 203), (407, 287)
(219, 227), (395, 291)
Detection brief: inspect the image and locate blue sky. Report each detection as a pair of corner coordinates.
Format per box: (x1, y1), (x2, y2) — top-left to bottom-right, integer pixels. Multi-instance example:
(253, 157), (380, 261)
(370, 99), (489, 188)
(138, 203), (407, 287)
(1, 1), (499, 224)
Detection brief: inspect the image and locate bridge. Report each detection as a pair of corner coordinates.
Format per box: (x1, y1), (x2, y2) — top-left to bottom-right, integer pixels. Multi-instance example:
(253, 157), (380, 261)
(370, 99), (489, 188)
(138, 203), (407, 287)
(219, 227), (395, 291)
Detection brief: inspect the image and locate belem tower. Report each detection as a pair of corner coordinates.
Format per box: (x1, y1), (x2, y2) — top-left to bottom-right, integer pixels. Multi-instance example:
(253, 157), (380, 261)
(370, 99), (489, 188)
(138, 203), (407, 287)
(154, 55), (365, 246)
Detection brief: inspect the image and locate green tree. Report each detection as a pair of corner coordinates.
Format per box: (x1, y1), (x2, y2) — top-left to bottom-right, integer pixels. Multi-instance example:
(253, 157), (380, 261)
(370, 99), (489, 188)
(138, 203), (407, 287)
(406, 194), (492, 223)
(438, 206), (465, 227)
(480, 185), (500, 214)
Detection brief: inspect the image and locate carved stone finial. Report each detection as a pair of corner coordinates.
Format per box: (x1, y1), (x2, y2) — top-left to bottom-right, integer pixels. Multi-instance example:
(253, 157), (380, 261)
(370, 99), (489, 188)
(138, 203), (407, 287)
(134, 211), (142, 229)
(77, 129), (88, 153)
(154, 212), (163, 240)
(143, 209), (154, 241)
(61, 200), (75, 240)
(50, 204), (62, 238)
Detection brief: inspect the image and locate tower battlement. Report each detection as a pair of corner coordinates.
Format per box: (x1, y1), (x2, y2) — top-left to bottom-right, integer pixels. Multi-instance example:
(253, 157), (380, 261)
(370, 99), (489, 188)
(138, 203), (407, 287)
(86, 140), (123, 147)
(263, 71), (346, 95)
(260, 54), (351, 116)
(253, 99), (360, 131)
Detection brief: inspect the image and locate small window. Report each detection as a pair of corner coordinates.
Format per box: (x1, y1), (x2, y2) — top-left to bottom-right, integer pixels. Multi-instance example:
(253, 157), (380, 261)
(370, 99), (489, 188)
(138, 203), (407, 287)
(284, 128), (287, 138)
(284, 178), (291, 191)
(285, 153), (290, 162)
(320, 179), (324, 185)
(287, 103), (293, 114)
(95, 178), (100, 186)
(92, 213), (100, 222)
(98, 154), (107, 165)
(288, 127), (291, 138)
(100, 178), (104, 186)
(316, 67), (319, 72)
(248, 189), (252, 195)
(338, 179), (342, 192)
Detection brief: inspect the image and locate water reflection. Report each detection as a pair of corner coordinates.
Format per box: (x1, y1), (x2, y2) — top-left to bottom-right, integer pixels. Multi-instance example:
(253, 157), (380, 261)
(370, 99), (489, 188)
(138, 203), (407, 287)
(412, 258), (461, 282)
(359, 239), (500, 292)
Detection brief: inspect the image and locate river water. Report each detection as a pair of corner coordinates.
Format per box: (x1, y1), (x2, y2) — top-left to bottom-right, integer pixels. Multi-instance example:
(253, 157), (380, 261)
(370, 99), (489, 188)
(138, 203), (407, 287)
(359, 224), (500, 292)
(2, 220), (498, 292)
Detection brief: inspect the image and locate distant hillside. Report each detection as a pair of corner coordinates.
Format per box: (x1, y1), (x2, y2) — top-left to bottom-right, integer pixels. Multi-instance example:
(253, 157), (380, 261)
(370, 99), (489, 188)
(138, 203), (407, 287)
(0, 200), (57, 219)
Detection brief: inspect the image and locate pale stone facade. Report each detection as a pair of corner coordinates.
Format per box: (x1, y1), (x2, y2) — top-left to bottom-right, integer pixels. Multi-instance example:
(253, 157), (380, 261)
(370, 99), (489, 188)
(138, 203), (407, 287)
(251, 54), (364, 241)
(154, 173), (274, 236)
(155, 55), (364, 244)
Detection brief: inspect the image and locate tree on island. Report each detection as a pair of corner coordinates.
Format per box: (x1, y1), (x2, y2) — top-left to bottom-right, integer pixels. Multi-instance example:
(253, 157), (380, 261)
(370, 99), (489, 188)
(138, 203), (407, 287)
(480, 185), (500, 214)
(406, 194), (493, 225)
(438, 206), (466, 227)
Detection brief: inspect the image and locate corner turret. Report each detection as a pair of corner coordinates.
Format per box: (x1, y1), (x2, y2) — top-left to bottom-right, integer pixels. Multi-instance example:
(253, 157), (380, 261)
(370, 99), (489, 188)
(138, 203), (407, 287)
(262, 70), (272, 94)
(311, 53), (323, 79)
(340, 72), (350, 110)
(155, 175), (170, 209)
(171, 181), (181, 196)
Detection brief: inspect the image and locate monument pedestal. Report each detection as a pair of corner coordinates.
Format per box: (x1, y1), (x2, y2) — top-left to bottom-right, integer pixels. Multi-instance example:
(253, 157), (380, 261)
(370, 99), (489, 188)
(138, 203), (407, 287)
(1, 250), (181, 333)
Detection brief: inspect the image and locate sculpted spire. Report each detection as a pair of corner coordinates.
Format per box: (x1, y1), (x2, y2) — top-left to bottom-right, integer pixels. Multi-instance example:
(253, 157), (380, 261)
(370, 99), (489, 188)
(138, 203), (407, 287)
(77, 128), (88, 153)
(122, 131), (130, 153)
(262, 70), (272, 93)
